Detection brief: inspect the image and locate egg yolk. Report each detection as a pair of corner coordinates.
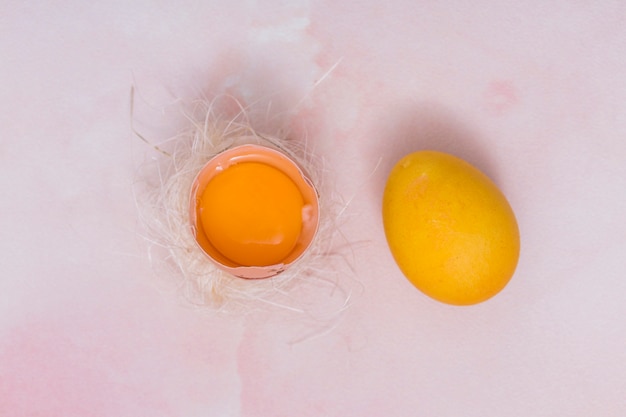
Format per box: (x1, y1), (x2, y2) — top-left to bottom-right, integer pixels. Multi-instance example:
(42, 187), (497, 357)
(199, 161), (304, 267)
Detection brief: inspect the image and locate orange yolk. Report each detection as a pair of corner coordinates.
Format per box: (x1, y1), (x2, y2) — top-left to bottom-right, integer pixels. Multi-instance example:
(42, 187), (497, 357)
(199, 161), (304, 266)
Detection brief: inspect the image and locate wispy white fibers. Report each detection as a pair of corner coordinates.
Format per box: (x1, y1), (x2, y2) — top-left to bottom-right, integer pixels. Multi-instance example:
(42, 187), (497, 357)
(133, 95), (357, 316)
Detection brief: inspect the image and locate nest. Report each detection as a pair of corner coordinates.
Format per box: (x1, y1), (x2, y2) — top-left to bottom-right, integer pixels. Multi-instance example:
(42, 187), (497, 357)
(133, 96), (357, 316)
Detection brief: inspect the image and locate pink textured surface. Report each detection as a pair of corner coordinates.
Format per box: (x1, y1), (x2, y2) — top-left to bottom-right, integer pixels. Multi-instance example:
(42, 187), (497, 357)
(2, 1), (625, 416)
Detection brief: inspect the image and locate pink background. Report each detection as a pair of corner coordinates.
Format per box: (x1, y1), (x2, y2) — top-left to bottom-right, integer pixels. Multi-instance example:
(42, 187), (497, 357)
(2, 1), (626, 416)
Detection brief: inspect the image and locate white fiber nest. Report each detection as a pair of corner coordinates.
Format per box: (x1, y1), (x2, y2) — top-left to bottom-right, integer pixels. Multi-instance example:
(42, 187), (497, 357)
(134, 97), (355, 315)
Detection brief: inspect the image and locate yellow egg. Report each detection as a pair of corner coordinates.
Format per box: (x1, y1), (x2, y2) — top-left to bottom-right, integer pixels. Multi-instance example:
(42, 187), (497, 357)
(382, 151), (520, 305)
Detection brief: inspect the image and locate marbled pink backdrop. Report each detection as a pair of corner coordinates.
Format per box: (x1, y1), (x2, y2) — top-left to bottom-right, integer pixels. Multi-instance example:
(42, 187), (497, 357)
(1, 1), (625, 416)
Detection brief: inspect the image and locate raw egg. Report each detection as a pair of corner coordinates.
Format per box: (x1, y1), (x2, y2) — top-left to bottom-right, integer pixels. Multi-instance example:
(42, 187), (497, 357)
(382, 150), (520, 305)
(199, 161), (304, 267)
(190, 144), (319, 279)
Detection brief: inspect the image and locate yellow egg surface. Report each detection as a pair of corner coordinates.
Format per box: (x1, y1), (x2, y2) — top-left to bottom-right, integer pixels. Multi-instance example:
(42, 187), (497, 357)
(382, 151), (520, 305)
